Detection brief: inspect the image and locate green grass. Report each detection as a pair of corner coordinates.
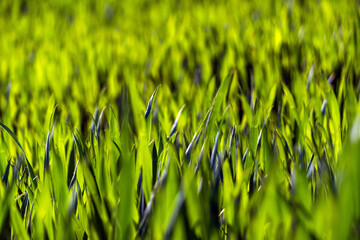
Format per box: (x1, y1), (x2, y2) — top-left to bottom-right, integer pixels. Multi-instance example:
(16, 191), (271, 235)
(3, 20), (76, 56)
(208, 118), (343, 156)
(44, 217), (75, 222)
(0, 0), (360, 239)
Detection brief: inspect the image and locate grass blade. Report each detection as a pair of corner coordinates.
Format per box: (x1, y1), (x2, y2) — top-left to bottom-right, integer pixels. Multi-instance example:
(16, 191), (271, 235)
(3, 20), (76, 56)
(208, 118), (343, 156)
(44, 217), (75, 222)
(185, 108), (212, 159)
(210, 131), (220, 175)
(164, 191), (185, 240)
(306, 63), (314, 90)
(43, 130), (52, 173)
(321, 99), (327, 116)
(0, 121), (37, 188)
(167, 104), (186, 139)
(195, 141), (206, 175)
(145, 85), (160, 119)
(228, 126), (235, 178)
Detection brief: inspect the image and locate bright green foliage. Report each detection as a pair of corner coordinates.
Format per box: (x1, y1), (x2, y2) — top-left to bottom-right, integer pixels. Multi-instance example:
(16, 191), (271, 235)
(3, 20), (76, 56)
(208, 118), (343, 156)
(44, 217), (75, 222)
(0, 0), (360, 239)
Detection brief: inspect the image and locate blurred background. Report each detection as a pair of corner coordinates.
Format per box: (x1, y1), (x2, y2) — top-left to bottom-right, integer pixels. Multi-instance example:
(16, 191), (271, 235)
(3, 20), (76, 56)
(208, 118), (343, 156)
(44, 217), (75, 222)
(0, 0), (358, 136)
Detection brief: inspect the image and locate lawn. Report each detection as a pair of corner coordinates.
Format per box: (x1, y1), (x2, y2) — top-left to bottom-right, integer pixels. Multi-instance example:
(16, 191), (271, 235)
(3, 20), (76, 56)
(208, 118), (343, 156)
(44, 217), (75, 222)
(0, 0), (359, 239)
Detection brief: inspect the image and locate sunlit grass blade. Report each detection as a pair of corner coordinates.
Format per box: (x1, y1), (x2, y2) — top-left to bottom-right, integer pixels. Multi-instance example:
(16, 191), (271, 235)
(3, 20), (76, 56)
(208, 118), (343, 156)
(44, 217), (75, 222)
(67, 185), (78, 218)
(164, 191), (185, 240)
(306, 63), (314, 90)
(195, 141), (205, 175)
(97, 106), (107, 137)
(167, 104), (186, 139)
(275, 129), (294, 162)
(210, 131), (220, 175)
(10, 205), (30, 240)
(91, 107), (99, 135)
(256, 128), (263, 153)
(185, 132), (197, 159)
(185, 108), (212, 159)
(0, 121), (37, 188)
(321, 99), (327, 116)
(68, 159), (79, 190)
(212, 70), (234, 115)
(137, 192), (155, 238)
(306, 153), (315, 179)
(137, 133), (153, 202)
(242, 148), (249, 164)
(145, 85), (161, 119)
(67, 139), (76, 186)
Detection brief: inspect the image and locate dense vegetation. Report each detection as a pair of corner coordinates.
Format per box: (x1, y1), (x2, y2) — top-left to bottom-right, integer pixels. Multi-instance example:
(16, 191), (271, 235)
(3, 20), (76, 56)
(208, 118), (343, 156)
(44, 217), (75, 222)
(0, 0), (360, 239)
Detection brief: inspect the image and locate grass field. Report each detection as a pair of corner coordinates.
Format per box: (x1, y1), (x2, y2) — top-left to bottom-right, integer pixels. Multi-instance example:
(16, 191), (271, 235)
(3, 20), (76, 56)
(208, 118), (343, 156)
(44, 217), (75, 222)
(0, 0), (360, 239)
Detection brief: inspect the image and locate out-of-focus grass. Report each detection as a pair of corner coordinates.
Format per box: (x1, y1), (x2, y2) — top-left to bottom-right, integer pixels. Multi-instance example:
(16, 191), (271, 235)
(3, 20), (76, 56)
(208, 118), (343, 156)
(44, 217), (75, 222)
(0, 0), (360, 239)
